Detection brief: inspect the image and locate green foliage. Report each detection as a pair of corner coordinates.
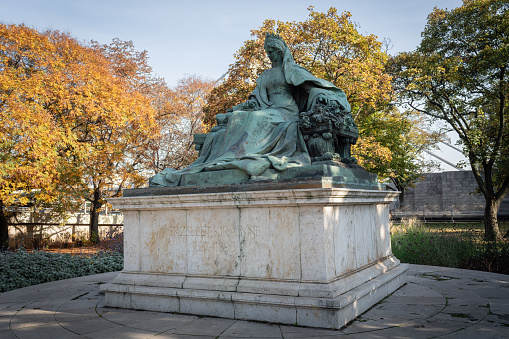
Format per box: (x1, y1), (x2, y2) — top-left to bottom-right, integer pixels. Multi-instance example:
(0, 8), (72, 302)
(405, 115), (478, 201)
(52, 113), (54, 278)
(391, 219), (509, 273)
(356, 108), (440, 185)
(205, 7), (393, 126)
(0, 249), (123, 292)
(463, 239), (509, 274)
(391, 219), (477, 267)
(391, 0), (509, 239)
(203, 7), (438, 190)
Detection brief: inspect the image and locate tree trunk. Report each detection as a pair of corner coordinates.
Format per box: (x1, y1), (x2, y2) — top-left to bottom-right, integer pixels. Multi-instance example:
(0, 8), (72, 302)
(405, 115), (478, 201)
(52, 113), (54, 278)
(0, 201), (9, 250)
(391, 178), (405, 204)
(396, 185), (405, 204)
(89, 188), (103, 244)
(484, 197), (502, 241)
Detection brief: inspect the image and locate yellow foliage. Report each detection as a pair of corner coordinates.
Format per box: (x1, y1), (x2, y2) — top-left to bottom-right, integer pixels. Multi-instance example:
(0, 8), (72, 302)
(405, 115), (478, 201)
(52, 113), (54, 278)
(0, 24), (158, 209)
(203, 7), (430, 182)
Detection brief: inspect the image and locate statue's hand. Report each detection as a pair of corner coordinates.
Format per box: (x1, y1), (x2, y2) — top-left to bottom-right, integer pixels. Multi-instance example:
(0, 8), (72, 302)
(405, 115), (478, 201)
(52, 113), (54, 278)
(317, 94), (329, 105)
(230, 99), (257, 112)
(242, 100), (257, 110)
(215, 113), (230, 125)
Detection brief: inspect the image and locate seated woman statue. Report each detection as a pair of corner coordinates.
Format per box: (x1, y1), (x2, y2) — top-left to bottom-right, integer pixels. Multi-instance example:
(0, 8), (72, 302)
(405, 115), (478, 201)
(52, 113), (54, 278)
(149, 33), (351, 187)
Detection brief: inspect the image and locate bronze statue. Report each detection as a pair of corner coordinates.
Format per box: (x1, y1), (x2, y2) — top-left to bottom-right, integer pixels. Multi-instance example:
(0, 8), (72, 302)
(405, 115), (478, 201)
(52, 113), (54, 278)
(150, 34), (357, 187)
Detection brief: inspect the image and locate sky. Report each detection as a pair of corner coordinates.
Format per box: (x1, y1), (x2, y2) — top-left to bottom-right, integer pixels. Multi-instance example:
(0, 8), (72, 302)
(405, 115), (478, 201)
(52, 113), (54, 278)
(2, 0), (466, 171)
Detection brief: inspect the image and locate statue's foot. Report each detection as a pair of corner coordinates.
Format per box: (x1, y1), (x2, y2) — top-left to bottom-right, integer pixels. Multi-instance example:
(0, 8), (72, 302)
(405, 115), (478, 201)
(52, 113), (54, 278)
(250, 169), (278, 182)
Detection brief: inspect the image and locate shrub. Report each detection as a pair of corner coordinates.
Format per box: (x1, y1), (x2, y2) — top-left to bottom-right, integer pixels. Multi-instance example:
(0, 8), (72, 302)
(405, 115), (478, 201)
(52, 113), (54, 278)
(391, 218), (477, 268)
(0, 249), (123, 292)
(463, 240), (509, 274)
(96, 232), (124, 254)
(391, 218), (509, 274)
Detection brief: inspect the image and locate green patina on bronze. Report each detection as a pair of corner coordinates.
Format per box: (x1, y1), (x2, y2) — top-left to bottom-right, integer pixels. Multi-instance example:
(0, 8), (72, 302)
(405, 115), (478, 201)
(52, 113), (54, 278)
(149, 34), (375, 189)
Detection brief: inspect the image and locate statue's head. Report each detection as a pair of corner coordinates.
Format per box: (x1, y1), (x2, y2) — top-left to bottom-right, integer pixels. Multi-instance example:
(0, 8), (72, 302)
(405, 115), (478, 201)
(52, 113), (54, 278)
(264, 33), (288, 65)
(264, 33), (287, 54)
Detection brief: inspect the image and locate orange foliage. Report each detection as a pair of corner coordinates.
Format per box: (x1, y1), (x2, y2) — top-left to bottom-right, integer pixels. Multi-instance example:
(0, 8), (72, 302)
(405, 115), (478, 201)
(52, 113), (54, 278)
(146, 75), (214, 173)
(0, 24), (158, 241)
(93, 40), (215, 174)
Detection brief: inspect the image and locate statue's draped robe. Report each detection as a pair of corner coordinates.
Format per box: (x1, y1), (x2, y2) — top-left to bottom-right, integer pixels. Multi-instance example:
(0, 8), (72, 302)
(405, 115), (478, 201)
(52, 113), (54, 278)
(150, 59), (350, 187)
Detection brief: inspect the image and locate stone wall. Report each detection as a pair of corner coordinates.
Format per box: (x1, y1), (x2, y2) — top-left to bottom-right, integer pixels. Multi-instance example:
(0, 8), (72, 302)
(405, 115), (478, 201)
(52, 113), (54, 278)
(391, 171), (509, 220)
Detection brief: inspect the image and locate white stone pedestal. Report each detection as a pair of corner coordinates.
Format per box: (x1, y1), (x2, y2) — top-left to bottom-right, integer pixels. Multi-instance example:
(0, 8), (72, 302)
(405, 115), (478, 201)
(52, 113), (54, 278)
(102, 187), (407, 329)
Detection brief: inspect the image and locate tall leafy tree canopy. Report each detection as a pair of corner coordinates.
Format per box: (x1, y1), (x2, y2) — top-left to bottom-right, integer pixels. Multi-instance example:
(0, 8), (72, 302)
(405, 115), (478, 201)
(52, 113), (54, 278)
(391, 0), (509, 240)
(93, 39), (214, 174)
(204, 7), (437, 187)
(146, 75), (214, 173)
(0, 24), (158, 246)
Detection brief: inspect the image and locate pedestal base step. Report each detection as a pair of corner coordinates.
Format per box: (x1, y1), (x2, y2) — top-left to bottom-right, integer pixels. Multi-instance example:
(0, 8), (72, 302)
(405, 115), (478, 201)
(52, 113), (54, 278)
(102, 263), (407, 329)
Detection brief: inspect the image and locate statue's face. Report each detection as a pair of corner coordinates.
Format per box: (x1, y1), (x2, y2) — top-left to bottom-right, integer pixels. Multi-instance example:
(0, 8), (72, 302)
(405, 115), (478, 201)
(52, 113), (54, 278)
(265, 46), (282, 64)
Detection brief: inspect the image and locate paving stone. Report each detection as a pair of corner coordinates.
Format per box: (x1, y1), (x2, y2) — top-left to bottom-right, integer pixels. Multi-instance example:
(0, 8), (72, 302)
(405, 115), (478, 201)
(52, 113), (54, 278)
(170, 317), (236, 337)
(392, 284), (443, 298)
(0, 290), (48, 304)
(0, 328), (23, 339)
(54, 311), (102, 323)
(368, 302), (443, 320)
(438, 324), (509, 339)
(280, 325), (345, 338)
(11, 323), (81, 339)
(99, 308), (188, 325)
(9, 308), (58, 330)
(0, 265), (508, 338)
(81, 324), (157, 339)
(0, 315), (12, 332)
(431, 312), (486, 325)
(341, 318), (394, 334)
(56, 298), (101, 314)
(475, 287), (509, 299)
(0, 303), (23, 317)
(155, 334), (216, 339)
(218, 320), (282, 338)
(353, 314), (414, 327)
(384, 295), (445, 305)
(477, 315), (509, 332)
(126, 313), (198, 332)
(346, 320), (465, 339)
(56, 316), (119, 335)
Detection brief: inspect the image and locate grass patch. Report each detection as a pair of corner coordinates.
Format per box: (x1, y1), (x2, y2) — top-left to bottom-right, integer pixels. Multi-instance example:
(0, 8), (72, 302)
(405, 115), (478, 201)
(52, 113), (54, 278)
(391, 219), (509, 274)
(0, 235), (124, 293)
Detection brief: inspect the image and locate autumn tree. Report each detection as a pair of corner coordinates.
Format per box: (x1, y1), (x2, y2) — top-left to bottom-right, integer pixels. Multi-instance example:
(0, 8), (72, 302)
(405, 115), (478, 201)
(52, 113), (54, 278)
(145, 75), (214, 174)
(0, 24), (85, 248)
(203, 7), (436, 189)
(205, 7), (391, 123)
(93, 39), (215, 174)
(63, 38), (160, 243)
(0, 24), (158, 246)
(391, 0), (509, 240)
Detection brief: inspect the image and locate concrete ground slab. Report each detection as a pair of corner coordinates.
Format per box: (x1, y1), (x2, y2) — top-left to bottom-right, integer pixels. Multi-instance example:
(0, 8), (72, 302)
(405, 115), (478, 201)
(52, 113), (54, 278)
(0, 264), (508, 338)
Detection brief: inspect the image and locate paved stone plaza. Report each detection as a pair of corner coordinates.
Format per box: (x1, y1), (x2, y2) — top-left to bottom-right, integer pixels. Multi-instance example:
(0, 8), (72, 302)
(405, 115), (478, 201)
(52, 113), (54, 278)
(1, 264), (508, 338)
